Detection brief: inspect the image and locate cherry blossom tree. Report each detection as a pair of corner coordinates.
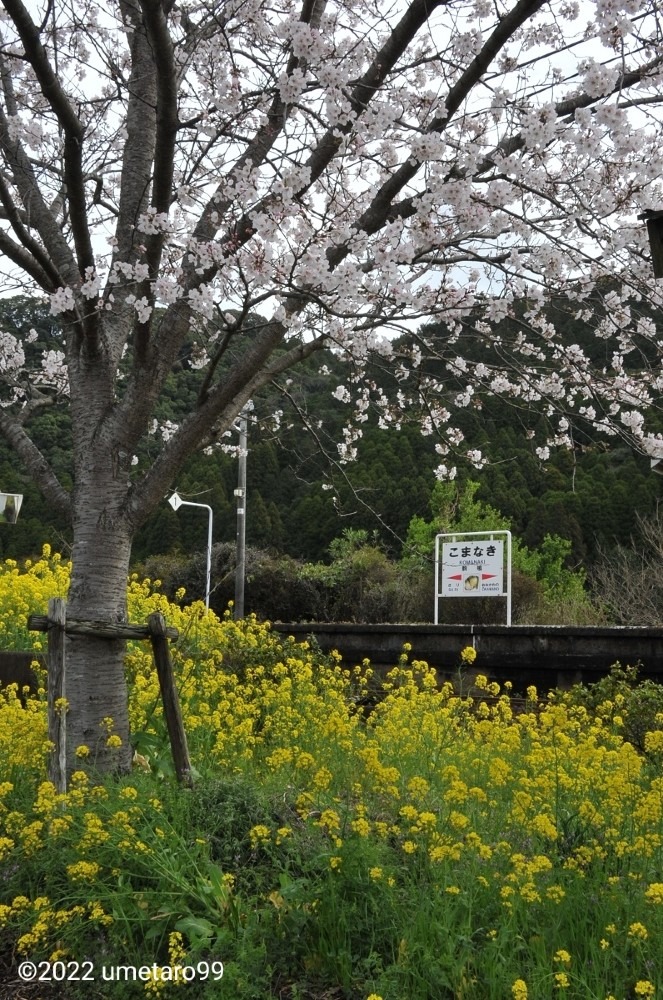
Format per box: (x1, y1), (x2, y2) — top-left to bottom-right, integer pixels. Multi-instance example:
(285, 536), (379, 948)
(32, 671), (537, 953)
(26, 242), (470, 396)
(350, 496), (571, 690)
(0, 0), (661, 772)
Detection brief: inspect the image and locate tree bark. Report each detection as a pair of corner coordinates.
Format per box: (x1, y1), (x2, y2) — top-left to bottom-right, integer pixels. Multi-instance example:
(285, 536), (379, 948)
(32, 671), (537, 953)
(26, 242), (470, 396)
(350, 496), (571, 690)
(63, 493), (134, 774)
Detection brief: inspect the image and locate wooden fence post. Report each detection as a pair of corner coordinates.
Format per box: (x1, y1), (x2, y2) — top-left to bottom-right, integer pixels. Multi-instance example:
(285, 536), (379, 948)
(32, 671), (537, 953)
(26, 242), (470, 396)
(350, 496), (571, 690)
(31, 606), (186, 788)
(47, 597), (67, 793)
(148, 612), (193, 786)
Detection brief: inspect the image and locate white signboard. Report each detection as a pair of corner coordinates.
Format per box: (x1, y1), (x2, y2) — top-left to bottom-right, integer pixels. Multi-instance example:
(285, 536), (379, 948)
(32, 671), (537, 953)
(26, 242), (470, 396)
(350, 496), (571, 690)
(434, 530), (512, 625)
(441, 539), (504, 597)
(0, 493), (22, 523)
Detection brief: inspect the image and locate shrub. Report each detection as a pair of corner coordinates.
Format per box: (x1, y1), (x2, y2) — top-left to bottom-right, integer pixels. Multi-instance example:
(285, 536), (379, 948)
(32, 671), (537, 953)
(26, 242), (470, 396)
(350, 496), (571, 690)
(561, 661), (663, 752)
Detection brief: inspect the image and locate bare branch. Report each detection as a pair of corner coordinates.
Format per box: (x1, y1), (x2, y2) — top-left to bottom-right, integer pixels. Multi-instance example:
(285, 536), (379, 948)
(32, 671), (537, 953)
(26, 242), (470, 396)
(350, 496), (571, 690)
(0, 0), (96, 306)
(0, 408), (71, 519)
(0, 0), (83, 138)
(192, 0), (330, 246)
(0, 56), (77, 285)
(0, 223), (55, 287)
(0, 170), (59, 287)
(112, 0), (158, 267)
(125, 318), (291, 526)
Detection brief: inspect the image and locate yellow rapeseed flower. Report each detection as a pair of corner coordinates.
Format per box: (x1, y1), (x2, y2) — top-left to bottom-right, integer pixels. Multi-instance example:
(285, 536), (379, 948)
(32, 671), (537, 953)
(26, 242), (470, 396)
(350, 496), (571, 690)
(350, 817), (370, 837)
(645, 882), (663, 904)
(318, 809), (341, 835)
(66, 861), (101, 882)
(249, 825), (271, 849)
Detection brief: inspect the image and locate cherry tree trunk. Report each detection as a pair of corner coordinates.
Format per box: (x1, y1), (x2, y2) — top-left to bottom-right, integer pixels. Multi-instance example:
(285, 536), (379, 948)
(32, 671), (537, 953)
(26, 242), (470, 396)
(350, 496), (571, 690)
(63, 479), (134, 775)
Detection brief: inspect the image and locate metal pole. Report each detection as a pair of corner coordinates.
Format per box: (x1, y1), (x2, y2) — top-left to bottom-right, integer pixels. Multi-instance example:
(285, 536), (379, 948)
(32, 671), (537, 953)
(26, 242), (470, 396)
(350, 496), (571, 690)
(434, 534), (441, 625)
(234, 414), (248, 619)
(204, 504), (213, 612)
(505, 529), (512, 627)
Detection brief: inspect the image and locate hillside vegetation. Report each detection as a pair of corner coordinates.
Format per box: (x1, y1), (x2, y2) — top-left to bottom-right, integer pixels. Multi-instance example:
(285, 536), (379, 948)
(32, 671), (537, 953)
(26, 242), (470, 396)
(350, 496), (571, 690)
(0, 297), (660, 623)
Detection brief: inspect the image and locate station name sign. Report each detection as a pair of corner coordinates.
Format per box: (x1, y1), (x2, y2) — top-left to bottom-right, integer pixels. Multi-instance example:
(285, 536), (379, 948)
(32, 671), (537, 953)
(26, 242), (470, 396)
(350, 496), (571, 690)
(434, 530), (512, 625)
(441, 539), (505, 596)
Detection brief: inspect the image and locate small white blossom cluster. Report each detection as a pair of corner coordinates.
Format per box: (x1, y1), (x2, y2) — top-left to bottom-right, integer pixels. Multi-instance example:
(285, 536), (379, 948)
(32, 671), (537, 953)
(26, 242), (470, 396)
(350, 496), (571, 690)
(278, 67), (306, 103)
(49, 287), (76, 316)
(188, 343), (209, 371)
(185, 237), (227, 274)
(269, 409), (283, 433)
(34, 350), (68, 395)
(435, 464), (458, 481)
(5, 115), (44, 150)
(136, 209), (171, 235)
(155, 275), (183, 305)
(125, 295), (152, 323)
(218, 440), (243, 458)
(278, 16), (327, 63)
(580, 60), (620, 98)
(337, 424), (362, 463)
(466, 449), (486, 469)
(150, 419), (179, 443)
(452, 28), (484, 61)
(642, 435), (663, 460)
(0, 331), (25, 375)
(80, 268), (102, 300)
(188, 284), (216, 319)
(520, 104), (559, 151)
(332, 384), (351, 404)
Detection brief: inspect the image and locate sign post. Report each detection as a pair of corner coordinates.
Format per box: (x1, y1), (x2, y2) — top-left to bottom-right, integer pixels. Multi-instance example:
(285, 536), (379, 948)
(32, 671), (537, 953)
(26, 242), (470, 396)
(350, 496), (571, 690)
(434, 530), (512, 625)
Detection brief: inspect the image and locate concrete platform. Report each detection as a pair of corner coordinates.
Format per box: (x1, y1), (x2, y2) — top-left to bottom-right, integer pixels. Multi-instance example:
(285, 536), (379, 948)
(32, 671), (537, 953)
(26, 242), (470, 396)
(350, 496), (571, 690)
(272, 623), (663, 694)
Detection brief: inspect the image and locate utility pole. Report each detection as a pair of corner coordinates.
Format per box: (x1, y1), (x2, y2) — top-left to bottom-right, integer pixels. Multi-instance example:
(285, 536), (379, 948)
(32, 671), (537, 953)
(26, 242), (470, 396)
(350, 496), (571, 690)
(234, 412), (248, 619)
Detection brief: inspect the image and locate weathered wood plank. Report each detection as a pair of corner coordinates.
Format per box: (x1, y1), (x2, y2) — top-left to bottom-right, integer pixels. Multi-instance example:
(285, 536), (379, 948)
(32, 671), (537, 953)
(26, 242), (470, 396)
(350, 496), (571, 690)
(148, 612), (192, 787)
(28, 614), (178, 641)
(47, 598), (67, 793)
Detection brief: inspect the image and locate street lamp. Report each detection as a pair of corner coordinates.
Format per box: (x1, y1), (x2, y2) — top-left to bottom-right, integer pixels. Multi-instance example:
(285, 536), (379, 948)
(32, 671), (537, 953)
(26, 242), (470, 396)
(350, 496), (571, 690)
(168, 492), (213, 610)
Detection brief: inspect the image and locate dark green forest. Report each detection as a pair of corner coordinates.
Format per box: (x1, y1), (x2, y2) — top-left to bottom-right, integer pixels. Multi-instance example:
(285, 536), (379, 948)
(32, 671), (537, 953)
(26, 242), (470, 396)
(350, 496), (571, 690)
(0, 295), (660, 621)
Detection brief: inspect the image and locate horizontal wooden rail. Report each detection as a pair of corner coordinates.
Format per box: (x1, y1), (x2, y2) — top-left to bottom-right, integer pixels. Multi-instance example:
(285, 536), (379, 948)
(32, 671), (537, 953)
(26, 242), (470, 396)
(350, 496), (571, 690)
(28, 614), (178, 641)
